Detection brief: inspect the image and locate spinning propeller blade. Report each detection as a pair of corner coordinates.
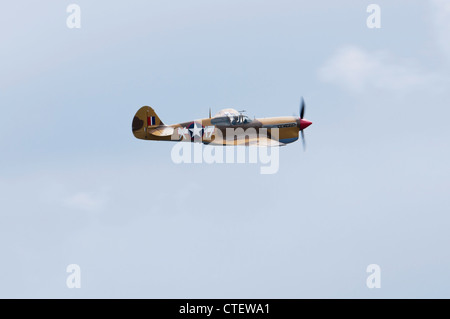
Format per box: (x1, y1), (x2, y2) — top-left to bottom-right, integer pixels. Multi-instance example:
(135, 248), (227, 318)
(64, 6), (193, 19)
(297, 97), (311, 151)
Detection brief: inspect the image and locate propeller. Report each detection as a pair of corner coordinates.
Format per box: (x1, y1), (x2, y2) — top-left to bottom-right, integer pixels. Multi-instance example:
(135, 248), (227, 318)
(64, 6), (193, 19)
(301, 129), (306, 150)
(297, 97), (312, 151)
(300, 97), (305, 120)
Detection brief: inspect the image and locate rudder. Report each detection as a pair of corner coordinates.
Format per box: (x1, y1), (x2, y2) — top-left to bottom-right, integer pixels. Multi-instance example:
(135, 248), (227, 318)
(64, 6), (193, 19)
(132, 106), (164, 139)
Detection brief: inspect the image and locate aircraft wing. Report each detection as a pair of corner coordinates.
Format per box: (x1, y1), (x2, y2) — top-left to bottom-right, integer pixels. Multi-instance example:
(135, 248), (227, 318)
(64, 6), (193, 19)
(208, 135), (285, 147)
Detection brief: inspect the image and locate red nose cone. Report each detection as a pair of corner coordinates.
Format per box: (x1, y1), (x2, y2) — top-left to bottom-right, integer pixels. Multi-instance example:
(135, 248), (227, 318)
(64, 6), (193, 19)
(299, 119), (312, 130)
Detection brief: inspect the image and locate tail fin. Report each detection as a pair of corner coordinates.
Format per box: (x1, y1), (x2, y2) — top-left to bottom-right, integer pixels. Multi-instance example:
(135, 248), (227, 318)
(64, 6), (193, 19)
(132, 106), (164, 139)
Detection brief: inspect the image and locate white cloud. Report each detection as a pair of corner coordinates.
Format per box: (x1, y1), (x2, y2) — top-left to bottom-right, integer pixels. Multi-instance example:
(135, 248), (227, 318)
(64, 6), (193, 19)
(431, 0), (450, 59)
(63, 192), (106, 212)
(317, 46), (432, 93)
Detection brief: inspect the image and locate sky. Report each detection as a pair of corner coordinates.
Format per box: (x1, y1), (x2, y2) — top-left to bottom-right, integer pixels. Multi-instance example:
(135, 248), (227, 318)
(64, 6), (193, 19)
(0, 0), (449, 298)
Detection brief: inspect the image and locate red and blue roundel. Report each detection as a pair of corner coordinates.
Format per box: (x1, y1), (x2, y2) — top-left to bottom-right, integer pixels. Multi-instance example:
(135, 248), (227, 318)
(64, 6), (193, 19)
(187, 122), (204, 140)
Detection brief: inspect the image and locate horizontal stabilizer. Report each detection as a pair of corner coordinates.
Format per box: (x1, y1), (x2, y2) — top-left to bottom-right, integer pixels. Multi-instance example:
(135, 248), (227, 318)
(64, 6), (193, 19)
(149, 126), (174, 137)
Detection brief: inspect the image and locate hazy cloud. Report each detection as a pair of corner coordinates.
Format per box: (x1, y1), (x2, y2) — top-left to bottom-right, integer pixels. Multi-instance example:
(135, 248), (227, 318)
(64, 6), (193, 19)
(431, 0), (450, 60)
(63, 191), (107, 212)
(317, 45), (432, 93)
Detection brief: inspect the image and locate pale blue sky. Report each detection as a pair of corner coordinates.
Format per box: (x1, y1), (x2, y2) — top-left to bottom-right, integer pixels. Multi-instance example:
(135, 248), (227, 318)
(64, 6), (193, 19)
(1, 0), (449, 298)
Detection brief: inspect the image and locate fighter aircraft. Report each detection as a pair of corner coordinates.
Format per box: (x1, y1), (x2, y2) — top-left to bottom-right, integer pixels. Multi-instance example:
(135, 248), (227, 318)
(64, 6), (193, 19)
(131, 98), (312, 148)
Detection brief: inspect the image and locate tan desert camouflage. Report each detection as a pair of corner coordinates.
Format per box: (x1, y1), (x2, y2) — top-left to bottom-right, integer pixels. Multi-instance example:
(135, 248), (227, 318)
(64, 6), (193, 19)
(132, 98), (312, 147)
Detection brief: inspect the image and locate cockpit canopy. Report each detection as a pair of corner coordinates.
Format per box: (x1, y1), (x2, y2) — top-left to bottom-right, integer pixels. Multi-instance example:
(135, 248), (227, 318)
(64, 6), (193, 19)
(212, 108), (252, 126)
(230, 114), (252, 125)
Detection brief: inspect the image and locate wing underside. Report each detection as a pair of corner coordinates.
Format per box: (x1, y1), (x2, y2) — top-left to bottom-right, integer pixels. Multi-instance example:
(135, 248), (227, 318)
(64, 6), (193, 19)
(207, 135), (285, 147)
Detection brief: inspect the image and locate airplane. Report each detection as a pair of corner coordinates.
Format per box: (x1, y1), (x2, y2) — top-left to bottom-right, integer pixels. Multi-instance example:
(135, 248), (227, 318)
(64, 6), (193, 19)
(131, 98), (312, 148)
